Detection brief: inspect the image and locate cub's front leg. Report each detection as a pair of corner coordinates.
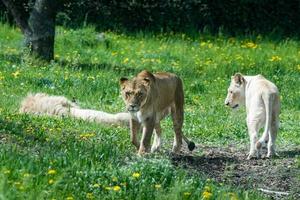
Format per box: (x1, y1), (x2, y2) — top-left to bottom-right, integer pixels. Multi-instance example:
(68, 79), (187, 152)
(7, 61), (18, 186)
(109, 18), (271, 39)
(138, 118), (155, 155)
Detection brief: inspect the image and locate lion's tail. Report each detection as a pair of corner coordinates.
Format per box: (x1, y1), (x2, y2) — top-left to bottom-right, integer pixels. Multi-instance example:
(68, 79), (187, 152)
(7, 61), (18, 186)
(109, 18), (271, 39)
(20, 93), (130, 126)
(69, 108), (130, 126)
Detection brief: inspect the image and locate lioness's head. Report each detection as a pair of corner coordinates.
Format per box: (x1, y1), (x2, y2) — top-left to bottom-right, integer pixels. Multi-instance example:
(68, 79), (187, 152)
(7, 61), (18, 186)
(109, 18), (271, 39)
(120, 70), (155, 113)
(225, 73), (246, 109)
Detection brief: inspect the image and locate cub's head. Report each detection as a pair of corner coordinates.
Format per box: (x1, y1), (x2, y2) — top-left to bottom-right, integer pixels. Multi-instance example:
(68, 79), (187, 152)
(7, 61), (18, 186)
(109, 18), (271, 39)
(224, 73), (246, 109)
(119, 70), (155, 113)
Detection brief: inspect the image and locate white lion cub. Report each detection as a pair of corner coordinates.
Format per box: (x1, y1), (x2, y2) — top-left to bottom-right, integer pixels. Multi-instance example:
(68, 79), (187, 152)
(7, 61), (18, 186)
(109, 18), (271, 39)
(225, 73), (280, 159)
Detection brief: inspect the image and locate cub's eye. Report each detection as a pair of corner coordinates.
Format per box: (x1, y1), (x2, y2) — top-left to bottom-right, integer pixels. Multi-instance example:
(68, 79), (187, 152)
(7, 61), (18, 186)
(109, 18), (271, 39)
(230, 91), (233, 94)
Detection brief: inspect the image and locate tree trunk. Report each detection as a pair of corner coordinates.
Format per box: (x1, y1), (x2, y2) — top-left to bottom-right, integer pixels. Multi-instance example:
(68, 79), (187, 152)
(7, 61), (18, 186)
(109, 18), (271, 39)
(2, 0), (58, 61)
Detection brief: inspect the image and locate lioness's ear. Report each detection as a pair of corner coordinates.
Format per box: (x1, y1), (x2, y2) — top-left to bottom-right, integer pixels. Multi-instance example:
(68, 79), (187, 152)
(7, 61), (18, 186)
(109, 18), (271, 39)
(233, 73), (245, 85)
(143, 77), (151, 86)
(119, 77), (128, 88)
(138, 70), (155, 86)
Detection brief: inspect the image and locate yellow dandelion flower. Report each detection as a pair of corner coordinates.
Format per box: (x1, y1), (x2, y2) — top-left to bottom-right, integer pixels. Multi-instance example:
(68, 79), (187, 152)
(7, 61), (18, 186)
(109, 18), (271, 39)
(200, 42), (206, 47)
(48, 179), (54, 184)
(86, 193), (94, 199)
(123, 58), (129, 64)
(202, 191), (212, 199)
(132, 172), (141, 178)
(3, 170), (11, 174)
(112, 177), (118, 182)
(48, 169), (57, 175)
(0, 73), (4, 81)
(14, 181), (21, 186)
(87, 76), (95, 80)
(66, 196), (74, 200)
(18, 185), (25, 190)
(184, 192), (191, 196)
(111, 52), (118, 56)
(79, 133), (95, 139)
(113, 185), (121, 192)
(269, 56), (282, 62)
(105, 186), (112, 190)
(12, 70), (20, 78)
(154, 184), (161, 189)
(245, 42), (257, 49)
(93, 183), (101, 188)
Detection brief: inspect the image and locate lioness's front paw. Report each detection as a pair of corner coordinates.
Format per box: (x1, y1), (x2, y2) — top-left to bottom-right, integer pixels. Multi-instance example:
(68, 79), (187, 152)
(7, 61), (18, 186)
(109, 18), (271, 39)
(247, 153), (256, 160)
(172, 145), (181, 154)
(266, 151), (278, 159)
(151, 145), (160, 153)
(138, 145), (150, 156)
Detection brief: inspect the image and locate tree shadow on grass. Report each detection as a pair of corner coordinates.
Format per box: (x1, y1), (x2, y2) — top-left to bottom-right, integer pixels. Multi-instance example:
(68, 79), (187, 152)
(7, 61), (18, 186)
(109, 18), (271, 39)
(58, 59), (140, 75)
(279, 149), (300, 158)
(0, 53), (22, 64)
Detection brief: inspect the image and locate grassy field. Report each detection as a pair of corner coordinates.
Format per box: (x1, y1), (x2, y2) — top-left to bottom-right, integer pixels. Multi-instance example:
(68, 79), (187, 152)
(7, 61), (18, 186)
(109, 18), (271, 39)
(0, 23), (299, 199)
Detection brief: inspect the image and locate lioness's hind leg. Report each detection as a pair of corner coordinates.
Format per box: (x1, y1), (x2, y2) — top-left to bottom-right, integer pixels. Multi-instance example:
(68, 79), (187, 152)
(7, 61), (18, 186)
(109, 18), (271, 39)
(256, 130), (269, 153)
(171, 106), (183, 154)
(151, 123), (162, 153)
(247, 120), (260, 160)
(264, 93), (279, 158)
(267, 117), (279, 158)
(171, 78), (184, 154)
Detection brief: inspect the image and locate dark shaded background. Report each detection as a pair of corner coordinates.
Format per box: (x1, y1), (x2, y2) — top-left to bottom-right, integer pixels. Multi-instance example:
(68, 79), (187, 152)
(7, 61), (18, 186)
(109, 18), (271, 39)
(1, 0), (300, 36)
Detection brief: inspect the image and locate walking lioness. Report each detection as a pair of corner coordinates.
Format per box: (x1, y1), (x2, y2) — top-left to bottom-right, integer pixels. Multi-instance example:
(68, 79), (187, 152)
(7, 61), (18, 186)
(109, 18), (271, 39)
(120, 70), (195, 155)
(225, 73), (280, 159)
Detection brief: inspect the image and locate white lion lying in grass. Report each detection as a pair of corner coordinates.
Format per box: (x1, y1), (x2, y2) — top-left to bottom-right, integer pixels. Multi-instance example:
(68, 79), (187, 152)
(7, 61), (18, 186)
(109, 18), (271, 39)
(20, 93), (130, 126)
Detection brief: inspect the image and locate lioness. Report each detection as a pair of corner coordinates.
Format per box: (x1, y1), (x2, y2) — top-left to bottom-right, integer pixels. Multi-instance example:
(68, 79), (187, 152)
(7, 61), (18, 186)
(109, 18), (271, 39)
(225, 73), (280, 159)
(120, 70), (195, 155)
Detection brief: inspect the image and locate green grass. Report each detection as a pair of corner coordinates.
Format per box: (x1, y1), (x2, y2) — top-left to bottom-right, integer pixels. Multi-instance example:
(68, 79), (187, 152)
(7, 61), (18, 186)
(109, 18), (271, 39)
(0, 23), (299, 199)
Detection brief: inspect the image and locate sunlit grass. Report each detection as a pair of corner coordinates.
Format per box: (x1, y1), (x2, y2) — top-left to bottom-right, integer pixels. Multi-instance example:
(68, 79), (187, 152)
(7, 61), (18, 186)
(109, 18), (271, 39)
(0, 23), (299, 199)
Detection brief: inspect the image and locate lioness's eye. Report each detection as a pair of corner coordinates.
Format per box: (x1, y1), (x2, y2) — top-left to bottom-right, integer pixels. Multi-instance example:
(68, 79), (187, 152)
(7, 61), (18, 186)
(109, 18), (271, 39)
(125, 92), (132, 97)
(230, 91), (233, 94)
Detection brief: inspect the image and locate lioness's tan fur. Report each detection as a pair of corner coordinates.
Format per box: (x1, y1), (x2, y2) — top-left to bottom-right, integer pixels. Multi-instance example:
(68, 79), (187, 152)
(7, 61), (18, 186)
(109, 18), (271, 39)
(120, 70), (194, 155)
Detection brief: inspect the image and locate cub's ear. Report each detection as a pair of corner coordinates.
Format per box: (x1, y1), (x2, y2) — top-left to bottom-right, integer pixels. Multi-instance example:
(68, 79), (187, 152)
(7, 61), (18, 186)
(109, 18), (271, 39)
(119, 77), (128, 88)
(232, 73), (245, 85)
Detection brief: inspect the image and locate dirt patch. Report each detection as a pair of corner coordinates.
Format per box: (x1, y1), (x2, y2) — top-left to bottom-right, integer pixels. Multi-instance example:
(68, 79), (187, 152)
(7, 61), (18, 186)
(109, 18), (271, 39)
(170, 144), (300, 199)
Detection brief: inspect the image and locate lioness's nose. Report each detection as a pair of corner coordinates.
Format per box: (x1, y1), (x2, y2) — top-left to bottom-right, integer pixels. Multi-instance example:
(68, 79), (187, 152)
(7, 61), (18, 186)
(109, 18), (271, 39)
(129, 104), (136, 108)
(225, 102), (229, 106)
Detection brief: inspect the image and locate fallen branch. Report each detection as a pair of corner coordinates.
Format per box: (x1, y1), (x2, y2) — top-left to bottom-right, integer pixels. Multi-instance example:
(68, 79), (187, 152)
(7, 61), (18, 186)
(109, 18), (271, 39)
(258, 188), (289, 196)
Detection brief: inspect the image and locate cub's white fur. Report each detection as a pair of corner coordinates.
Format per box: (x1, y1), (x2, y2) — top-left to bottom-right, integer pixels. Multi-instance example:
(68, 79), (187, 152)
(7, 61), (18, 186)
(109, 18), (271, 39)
(225, 73), (280, 159)
(20, 93), (130, 126)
